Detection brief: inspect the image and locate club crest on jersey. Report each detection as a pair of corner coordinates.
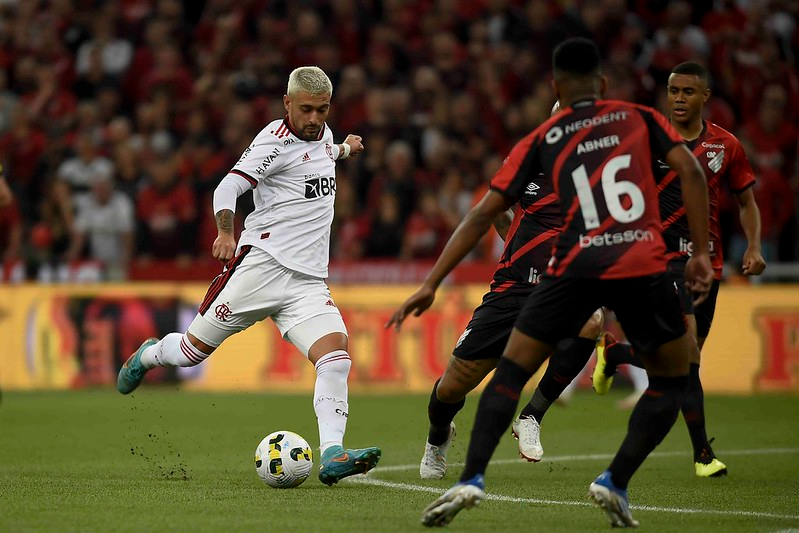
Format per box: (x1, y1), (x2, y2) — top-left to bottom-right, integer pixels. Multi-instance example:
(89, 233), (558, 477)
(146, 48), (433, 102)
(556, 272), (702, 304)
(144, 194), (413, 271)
(707, 149), (724, 173)
(325, 143), (334, 160)
(525, 182), (540, 196)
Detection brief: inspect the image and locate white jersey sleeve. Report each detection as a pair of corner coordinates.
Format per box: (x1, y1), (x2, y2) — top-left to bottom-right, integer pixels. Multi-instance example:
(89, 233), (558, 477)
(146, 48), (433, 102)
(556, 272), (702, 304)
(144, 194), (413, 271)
(231, 118), (340, 278)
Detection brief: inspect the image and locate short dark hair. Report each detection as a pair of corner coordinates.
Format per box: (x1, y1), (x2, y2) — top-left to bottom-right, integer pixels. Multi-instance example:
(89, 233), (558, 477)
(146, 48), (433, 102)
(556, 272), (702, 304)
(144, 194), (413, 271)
(670, 62), (710, 85)
(552, 38), (601, 78)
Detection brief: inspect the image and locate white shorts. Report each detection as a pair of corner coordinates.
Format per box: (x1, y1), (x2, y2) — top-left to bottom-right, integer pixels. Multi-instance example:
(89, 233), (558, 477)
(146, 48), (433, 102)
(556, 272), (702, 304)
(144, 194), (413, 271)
(189, 246), (346, 356)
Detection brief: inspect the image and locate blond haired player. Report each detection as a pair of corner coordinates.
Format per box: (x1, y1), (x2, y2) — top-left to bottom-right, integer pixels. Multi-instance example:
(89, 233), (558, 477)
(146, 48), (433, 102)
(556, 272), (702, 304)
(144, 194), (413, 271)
(118, 66), (381, 485)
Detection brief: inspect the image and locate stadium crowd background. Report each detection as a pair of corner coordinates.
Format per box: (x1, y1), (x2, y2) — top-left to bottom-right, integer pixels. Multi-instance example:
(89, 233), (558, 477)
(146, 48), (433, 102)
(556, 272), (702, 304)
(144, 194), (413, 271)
(0, 0), (796, 282)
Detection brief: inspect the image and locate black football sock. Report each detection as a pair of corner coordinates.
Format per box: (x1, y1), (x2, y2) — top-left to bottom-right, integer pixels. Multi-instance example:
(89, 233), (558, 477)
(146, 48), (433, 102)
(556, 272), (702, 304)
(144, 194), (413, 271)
(605, 342), (644, 376)
(427, 378), (465, 446)
(607, 374), (689, 489)
(460, 358), (532, 482)
(520, 337), (596, 422)
(681, 363), (709, 460)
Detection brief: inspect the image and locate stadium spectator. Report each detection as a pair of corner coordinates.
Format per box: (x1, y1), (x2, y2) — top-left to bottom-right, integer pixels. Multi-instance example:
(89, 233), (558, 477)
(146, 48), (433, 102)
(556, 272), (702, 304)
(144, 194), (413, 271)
(56, 131), (114, 197)
(136, 155), (197, 262)
(363, 191), (405, 259)
(67, 170), (135, 280)
(401, 189), (452, 260)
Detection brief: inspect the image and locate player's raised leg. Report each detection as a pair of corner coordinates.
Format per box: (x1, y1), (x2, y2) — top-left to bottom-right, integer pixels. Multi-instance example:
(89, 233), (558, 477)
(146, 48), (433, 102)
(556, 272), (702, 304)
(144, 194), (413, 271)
(514, 308), (604, 461)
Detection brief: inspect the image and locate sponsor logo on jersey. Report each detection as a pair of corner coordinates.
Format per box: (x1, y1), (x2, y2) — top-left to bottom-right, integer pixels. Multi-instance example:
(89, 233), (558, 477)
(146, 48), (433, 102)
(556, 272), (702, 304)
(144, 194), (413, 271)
(545, 126), (563, 144)
(304, 176), (336, 199)
(255, 147), (281, 174)
(283, 138), (295, 146)
(707, 149), (724, 173)
(578, 229), (654, 248)
(678, 237), (716, 257)
(656, 159), (670, 170)
(563, 111), (628, 135)
(701, 142), (725, 149)
(525, 182), (540, 196)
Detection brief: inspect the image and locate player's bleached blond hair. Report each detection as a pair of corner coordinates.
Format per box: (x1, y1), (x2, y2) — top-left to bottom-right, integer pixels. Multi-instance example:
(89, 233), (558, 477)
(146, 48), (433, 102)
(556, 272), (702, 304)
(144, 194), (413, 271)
(287, 66), (333, 96)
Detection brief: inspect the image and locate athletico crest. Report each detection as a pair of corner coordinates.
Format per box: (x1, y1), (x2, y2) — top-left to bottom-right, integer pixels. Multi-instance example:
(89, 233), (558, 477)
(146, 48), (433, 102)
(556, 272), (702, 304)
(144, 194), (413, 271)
(707, 149), (724, 173)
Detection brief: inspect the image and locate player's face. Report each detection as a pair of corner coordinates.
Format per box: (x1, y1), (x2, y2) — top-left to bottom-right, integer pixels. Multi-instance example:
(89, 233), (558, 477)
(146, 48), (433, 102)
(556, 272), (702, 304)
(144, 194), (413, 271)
(667, 74), (709, 126)
(284, 92), (331, 141)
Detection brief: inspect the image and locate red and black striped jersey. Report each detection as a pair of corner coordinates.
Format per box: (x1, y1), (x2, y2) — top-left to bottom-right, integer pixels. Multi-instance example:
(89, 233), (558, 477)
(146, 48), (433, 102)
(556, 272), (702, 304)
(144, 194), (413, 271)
(491, 99), (683, 279)
(656, 121), (756, 279)
(489, 171), (561, 292)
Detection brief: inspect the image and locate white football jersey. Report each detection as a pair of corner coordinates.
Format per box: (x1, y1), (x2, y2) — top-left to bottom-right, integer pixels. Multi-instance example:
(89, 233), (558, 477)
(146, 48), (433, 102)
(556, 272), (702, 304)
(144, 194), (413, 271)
(230, 118), (340, 278)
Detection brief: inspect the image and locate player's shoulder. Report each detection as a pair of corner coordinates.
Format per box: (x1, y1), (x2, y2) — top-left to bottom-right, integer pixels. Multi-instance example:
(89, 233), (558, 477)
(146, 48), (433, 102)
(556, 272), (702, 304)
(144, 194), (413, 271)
(252, 118), (294, 143)
(703, 121), (742, 147)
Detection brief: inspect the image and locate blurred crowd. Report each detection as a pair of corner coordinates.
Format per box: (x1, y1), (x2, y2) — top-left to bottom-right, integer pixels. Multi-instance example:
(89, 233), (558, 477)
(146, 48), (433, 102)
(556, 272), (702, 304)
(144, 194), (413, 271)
(0, 0), (797, 281)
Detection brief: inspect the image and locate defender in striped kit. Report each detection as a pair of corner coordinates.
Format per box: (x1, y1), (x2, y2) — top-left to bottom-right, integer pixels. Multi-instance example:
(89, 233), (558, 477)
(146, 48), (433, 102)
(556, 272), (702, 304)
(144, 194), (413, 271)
(117, 66), (380, 485)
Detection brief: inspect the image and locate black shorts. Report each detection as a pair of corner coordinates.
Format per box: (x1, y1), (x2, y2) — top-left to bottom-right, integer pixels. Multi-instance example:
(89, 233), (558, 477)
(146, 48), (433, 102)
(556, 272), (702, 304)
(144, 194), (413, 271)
(452, 288), (533, 361)
(515, 273), (686, 356)
(667, 263), (720, 339)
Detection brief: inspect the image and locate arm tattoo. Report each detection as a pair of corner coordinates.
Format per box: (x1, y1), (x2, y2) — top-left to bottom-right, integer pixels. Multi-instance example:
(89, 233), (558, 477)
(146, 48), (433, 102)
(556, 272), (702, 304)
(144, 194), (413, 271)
(216, 209), (234, 234)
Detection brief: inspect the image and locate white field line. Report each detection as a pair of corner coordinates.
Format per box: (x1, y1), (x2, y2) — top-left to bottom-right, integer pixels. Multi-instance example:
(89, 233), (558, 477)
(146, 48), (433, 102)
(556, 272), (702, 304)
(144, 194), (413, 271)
(370, 447), (799, 473)
(346, 447), (799, 522)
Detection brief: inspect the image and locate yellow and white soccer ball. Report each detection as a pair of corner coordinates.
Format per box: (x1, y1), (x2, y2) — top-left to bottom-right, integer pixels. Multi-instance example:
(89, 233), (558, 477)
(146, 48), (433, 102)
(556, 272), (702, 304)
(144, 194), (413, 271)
(255, 430), (313, 488)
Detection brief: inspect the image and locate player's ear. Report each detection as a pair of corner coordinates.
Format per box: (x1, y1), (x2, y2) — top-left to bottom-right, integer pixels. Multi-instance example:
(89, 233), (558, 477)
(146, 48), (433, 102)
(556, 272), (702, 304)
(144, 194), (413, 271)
(703, 88), (710, 104)
(283, 94), (291, 113)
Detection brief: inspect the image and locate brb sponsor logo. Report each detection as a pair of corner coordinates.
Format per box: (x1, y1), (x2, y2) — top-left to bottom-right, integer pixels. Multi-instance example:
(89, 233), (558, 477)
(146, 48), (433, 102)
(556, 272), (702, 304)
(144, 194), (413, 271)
(304, 175), (336, 199)
(579, 229), (654, 248)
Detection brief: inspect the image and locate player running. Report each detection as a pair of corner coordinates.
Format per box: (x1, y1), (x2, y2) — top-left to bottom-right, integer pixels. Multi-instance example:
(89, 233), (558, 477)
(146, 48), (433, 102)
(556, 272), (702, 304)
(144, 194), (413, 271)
(388, 102), (604, 476)
(416, 38), (713, 528)
(592, 62), (766, 478)
(117, 66), (381, 486)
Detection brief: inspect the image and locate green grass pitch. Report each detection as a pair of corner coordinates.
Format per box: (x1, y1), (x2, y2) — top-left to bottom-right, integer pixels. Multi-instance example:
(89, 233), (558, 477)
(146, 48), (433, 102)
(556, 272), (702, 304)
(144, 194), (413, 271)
(1, 388), (797, 532)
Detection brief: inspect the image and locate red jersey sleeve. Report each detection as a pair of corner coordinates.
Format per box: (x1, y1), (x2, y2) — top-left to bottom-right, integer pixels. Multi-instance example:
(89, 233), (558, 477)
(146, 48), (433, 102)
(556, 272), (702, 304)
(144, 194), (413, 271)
(489, 131), (542, 203)
(727, 139), (756, 193)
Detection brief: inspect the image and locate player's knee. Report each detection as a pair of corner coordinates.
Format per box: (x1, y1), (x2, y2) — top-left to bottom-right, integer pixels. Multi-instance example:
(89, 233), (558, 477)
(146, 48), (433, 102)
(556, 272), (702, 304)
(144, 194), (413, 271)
(314, 350), (351, 379)
(187, 332), (217, 356)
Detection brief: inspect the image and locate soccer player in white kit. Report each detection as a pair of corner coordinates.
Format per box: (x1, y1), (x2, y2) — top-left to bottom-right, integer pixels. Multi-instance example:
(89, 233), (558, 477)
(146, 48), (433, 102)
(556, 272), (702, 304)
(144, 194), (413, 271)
(117, 66), (381, 485)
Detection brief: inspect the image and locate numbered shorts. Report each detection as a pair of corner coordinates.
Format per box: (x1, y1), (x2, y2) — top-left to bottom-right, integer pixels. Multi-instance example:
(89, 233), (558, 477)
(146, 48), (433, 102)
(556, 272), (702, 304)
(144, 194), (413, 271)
(667, 261), (721, 339)
(452, 288), (534, 361)
(188, 246), (346, 356)
(515, 273), (686, 356)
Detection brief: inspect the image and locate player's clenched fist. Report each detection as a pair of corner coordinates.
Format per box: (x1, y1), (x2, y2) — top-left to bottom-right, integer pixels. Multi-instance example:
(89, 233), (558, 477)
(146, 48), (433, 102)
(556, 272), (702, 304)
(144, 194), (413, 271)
(343, 134), (364, 157)
(212, 233), (237, 263)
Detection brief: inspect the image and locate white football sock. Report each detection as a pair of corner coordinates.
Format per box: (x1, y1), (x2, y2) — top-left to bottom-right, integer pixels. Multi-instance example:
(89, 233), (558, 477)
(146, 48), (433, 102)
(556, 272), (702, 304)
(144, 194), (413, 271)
(140, 333), (209, 368)
(313, 350), (351, 455)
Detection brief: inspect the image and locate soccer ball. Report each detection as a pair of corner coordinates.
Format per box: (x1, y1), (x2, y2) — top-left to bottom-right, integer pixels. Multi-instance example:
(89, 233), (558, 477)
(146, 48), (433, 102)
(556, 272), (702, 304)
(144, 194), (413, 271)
(255, 430), (313, 488)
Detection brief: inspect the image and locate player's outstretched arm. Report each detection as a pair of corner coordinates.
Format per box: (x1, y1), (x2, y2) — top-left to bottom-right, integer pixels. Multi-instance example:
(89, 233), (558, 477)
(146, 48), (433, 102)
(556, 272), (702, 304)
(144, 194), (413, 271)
(666, 144), (713, 303)
(734, 187), (766, 276)
(386, 190), (513, 331)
